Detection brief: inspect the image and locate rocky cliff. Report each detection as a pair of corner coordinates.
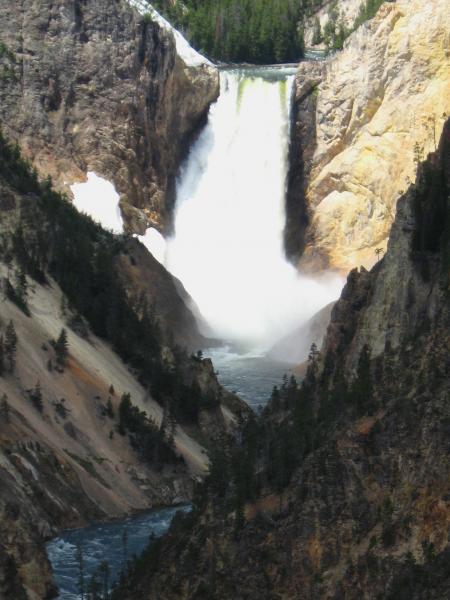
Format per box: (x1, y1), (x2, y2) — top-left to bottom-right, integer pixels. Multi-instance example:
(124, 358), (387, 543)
(0, 0), (219, 234)
(114, 121), (450, 598)
(287, 0), (450, 272)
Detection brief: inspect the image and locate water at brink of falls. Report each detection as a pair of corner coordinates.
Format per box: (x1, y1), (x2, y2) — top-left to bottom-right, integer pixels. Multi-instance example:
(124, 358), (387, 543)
(162, 66), (342, 350)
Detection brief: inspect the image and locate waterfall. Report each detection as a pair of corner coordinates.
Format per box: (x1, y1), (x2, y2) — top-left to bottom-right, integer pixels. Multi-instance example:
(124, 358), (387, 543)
(149, 67), (342, 350)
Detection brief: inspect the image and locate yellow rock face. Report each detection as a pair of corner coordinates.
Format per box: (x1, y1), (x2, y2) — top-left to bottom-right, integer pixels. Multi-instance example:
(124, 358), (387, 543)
(300, 0), (450, 272)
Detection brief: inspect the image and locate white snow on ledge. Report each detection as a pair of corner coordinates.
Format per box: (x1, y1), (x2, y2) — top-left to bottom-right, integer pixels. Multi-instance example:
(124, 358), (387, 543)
(71, 173), (124, 234)
(127, 0), (213, 68)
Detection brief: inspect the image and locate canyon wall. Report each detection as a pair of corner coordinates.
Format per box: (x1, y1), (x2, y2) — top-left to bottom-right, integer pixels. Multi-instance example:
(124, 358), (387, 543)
(0, 0), (219, 234)
(288, 0), (450, 272)
(116, 119), (450, 600)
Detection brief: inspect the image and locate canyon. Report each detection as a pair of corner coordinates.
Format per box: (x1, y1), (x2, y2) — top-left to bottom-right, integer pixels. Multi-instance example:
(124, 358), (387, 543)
(115, 116), (450, 600)
(0, 0), (448, 597)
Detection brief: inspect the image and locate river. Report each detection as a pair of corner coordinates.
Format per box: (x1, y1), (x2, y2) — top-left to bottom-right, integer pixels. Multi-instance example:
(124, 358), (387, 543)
(46, 506), (190, 599)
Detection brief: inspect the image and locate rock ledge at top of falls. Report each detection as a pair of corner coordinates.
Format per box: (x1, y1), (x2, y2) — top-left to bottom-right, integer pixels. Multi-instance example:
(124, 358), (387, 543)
(288, 0), (450, 273)
(0, 0), (219, 233)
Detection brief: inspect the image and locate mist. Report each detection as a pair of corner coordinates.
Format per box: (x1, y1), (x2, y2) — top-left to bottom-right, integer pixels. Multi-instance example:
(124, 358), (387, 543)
(148, 69), (343, 350)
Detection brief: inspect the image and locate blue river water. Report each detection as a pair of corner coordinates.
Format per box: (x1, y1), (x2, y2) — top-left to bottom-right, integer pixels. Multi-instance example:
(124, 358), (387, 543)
(46, 349), (292, 598)
(205, 346), (294, 411)
(46, 505), (190, 599)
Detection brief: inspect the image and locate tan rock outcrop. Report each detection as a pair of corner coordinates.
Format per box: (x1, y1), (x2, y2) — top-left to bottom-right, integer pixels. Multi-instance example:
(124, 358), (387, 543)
(289, 0), (450, 272)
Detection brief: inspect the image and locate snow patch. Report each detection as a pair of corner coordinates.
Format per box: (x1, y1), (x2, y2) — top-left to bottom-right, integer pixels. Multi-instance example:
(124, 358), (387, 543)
(136, 227), (167, 265)
(70, 173), (124, 234)
(127, 0), (212, 67)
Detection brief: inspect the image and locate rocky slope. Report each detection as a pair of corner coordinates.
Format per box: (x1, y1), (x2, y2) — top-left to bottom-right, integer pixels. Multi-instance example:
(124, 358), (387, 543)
(0, 0), (219, 234)
(0, 272), (204, 600)
(0, 133), (248, 598)
(113, 121), (450, 598)
(287, 0), (450, 272)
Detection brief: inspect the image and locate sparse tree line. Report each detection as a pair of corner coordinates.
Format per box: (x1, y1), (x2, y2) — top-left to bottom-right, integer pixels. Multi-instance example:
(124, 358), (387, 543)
(111, 340), (379, 596)
(0, 130), (218, 465)
(118, 392), (181, 469)
(191, 340), (380, 533)
(0, 317), (70, 417)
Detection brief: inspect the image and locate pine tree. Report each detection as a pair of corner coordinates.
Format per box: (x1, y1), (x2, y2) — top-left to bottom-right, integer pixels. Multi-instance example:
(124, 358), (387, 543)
(76, 543), (85, 600)
(306, 342), (321, 385)
(0, 334), (4, 375)
(55, 327), (69, 367)
(270, 385), (281, 411)
(5, 320), (17, 372)
(86, 571), (101, 600)
(118, 392), (132, 434)
(351, 344), (373, 414)
(312, 16), (322, 45)
(98, 560), (110, 598)
(0, 393), (10, 423)
(122, 528), (129, 562)
(106, 397), (114, 418)
(207, 442), (229, 497)
(29, 381), (43, 412)
(14, 268), (27, 302)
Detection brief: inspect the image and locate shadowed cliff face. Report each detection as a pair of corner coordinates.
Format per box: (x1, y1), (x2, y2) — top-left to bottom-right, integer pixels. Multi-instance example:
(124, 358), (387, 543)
(287, 0), (450, 273)
(0, 0), (219, 234)
(114, 122), (450, 599)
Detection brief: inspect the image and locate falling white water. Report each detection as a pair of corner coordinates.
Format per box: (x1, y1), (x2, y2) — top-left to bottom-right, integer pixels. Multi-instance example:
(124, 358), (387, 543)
(162, 67), (343, 350)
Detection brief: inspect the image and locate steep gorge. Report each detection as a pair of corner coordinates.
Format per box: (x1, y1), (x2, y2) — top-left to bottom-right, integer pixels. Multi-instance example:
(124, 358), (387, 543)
(114, 118), (450, 600)
(0, 0), (449, 597)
